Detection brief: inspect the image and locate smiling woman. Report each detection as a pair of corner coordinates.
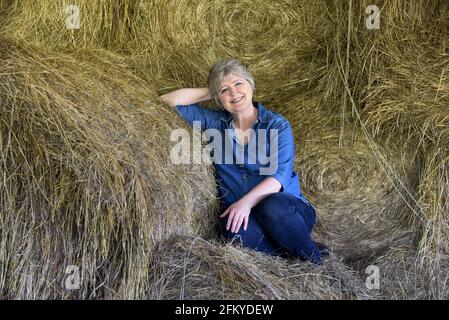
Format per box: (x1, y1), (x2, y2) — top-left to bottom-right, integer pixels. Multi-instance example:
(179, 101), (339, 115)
(160, 58), (329, 264)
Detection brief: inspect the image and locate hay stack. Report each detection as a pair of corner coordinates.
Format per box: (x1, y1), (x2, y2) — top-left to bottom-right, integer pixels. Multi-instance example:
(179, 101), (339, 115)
(132, 235), (374, 300)
(269, 94), (419, 263)
(266, 0), (448, 297)
(299, 127), (419, 263)
(1, 0), (447, 300)
(127, 0), (333, 107)
(414, 146), (449, 298)
(340, 0), (449, 296)
(0, 38), (218, 299)
(0, 0), (139, 50)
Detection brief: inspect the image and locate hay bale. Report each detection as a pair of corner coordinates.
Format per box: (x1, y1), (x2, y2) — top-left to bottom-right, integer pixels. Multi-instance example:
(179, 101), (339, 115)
(0, 0), (446, 300)
(414, 146), (449, 298)
(338, 0), (449, 297)
(127, 0), (333, 107)
(299, 129), (418, 263)
(0, 38), (218, 299)
(0, 0), (139, 50)
(129, 235), (373, 300)
(269, 94), (419, 263)
(361, 35), (449, 148)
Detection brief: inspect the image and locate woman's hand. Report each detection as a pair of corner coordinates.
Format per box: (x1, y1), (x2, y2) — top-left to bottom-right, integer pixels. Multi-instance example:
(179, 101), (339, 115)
(220, 199), (252, 233)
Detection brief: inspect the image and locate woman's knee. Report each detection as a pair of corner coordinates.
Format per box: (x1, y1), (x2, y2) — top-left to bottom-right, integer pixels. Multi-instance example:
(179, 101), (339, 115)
(253, 192), (295, 221)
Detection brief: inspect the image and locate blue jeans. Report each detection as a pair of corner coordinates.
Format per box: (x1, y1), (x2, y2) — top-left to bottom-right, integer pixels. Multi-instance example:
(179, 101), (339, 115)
(219, 193), (322, 264)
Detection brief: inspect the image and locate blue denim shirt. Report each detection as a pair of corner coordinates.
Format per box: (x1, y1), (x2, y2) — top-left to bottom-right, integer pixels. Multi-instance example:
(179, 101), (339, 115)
(175, 101), (310, 209)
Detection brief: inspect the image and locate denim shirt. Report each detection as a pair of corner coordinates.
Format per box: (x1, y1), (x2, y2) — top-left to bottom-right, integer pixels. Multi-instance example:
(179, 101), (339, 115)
(175, 101), (310, 209)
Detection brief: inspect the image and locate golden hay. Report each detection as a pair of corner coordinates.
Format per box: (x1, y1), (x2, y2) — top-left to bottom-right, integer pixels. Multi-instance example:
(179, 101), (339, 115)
(270, 0), (449, 298)
(370, 244), (449, 300)
(0, 38), (218, 299)
(368, 246), (426, 299)
(127, 235), (375, 300)
(414, 146), (449, 298)
(268, 93), (420, 263)
(0, 0), (139, 50)
(299, 131), (418, 263)
(337, 0), (449, 296)
(126, 0), (333, 107)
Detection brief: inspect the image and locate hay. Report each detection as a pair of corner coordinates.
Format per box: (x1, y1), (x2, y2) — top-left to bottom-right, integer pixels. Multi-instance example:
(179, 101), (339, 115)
(267, 93), (419, 263)
(337, 0), (449, 297)
(414, 146), (449, 298)
(370, 244), (448, 300)
(127, 0), (333, 107)
(299, 128), (418, 263)
(0, 38), (218, 299)
(271, 0), (449, 297)
(0, 0), (140, 50)
(129, 235), (374, 300)
(367, 246), (426, 300)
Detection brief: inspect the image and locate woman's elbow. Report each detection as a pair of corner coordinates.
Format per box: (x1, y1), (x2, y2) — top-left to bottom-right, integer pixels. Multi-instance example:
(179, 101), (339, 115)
(159, 94), (176, 107)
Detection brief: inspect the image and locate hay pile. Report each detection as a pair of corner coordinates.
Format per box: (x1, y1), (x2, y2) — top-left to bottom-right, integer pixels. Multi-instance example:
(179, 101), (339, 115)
(133, 235), (373, 300)
(0, 38), (217, 299)
(341, 0), (449, 298)
(126, 0), (332, 107)
(298, 128), (418, 262)
(266, 0), (449, 298)
(0, 0), (139, 50)
(269, 94), (419, 264)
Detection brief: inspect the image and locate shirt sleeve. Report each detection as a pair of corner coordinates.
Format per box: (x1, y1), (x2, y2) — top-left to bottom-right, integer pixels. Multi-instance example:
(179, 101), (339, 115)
(268, 120), (295, 192)
(175, 104), (220, 131)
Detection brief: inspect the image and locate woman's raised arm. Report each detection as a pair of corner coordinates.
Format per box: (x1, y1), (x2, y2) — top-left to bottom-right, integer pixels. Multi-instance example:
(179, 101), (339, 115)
(160, 88), (212, 107)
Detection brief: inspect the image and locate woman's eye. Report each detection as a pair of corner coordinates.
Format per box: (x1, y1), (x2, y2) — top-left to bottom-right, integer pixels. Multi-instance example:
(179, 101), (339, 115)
(220, 88), (228, 94)
(236, 82), (242, 86)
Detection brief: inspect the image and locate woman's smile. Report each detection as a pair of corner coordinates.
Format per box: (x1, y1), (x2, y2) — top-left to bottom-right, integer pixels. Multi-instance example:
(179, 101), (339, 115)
(218, 73), (254, 113)
(231, 96), (244, 104)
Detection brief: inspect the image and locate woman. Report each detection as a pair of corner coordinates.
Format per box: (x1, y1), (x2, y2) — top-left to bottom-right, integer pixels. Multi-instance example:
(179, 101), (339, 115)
(160, 59), (327, 264)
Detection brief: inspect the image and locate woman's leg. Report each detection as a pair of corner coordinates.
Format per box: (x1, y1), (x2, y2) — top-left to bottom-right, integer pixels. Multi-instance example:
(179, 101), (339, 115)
(251, 193), (322, 264)
(218, 213), (284, 256)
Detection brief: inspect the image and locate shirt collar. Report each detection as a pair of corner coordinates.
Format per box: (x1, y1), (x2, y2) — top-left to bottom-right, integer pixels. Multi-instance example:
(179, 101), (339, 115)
(219, 101), (270, 124)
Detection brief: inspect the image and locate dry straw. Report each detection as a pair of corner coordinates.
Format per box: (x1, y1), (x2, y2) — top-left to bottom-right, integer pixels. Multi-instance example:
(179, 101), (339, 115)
(371, 245), (447, 300)
(126, 0), (335, 108)
(134, 235), (374, 300)
(0, 38), (218, 299)
(269, 94), (419, 264)
(0, 0), (140, 50)
(339, 0), (449, 297)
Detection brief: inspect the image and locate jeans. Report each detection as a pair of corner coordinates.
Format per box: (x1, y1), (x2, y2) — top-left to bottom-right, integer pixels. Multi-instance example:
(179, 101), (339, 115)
(219, 192), (322, 264)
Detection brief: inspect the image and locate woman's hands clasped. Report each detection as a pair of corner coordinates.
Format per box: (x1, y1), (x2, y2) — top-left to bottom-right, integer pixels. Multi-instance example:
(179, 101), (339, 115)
(219, 199), (252, 233)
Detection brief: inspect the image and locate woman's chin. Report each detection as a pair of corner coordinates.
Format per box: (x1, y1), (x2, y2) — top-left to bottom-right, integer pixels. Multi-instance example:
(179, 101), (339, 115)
(234, 100), (252, 110)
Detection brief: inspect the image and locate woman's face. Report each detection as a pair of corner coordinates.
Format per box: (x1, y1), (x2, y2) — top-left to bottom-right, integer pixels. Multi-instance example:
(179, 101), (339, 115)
(217, 73), (253, 114)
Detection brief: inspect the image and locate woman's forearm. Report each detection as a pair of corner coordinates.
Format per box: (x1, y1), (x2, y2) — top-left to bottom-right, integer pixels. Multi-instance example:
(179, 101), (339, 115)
(240, 177), (282, 209)
(160, 88), (212, 107)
